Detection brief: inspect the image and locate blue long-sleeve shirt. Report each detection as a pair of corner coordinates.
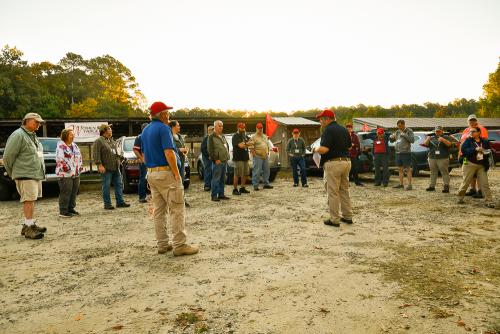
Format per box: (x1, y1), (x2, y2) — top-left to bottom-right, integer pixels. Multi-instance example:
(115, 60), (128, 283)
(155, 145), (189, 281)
(461, 137), (490, 165)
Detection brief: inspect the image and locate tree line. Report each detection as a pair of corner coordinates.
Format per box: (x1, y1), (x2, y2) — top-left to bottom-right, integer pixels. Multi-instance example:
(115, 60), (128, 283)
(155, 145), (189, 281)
(0, 45), (146, 119)
(1, 45), (498, 122)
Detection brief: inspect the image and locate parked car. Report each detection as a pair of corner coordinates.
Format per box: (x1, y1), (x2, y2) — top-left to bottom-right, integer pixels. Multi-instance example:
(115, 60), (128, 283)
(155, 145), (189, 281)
(116, 136), (191, 193)
(487, 130), (500, 163)
(304, 132), (374, 175)
(0, 137), (59, 201)
(196, 133), (281, 184)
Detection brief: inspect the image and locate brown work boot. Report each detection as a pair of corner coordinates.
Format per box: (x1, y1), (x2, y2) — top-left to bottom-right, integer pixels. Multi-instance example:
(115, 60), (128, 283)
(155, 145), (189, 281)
(22, 225), (44, 239)
(21, 223), (46, 236)
(173, 244), (199, 256)
(158, 244), (173, 254)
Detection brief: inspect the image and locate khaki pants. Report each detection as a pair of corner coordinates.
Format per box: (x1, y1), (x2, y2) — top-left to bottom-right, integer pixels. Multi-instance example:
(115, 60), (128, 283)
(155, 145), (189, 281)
(428, 158), (450, 187)
(323, 160), (353, 222)
(457, 162), (492, 201)
(15, 179), (42, 202)
(147, 170), (187, 249)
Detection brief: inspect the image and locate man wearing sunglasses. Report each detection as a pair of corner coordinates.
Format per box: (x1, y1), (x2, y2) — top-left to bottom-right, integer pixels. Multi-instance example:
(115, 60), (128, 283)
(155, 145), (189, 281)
(459, 114), (488, 198)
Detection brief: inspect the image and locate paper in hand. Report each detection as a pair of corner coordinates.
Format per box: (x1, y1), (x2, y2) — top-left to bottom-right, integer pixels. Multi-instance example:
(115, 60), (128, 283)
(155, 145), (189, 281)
(313, 152), (321, 168)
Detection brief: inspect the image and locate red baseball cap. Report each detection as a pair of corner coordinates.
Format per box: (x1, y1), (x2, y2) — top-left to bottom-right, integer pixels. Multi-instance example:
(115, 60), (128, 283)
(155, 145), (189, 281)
(237, 122), (246, 129)
(256, 123), (263, 129)
(149, 101), (173, 115)
(292, 128), (299, 133)
(316, 109), (335, 119)
(376, 128), (385, 135)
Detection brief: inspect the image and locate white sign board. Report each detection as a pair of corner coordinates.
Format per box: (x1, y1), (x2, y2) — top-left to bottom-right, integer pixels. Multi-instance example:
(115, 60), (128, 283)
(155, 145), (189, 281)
(64, 122), (107, 143)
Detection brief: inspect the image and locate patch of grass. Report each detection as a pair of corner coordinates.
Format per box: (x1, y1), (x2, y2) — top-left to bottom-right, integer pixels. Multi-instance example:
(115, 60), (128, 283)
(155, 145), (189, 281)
(195, 322), (209, 333)
(367, 236), (500, 309)
(77, 247), (120, 261)
(429, 307), (454, 319)
(175, 310), (205, 327)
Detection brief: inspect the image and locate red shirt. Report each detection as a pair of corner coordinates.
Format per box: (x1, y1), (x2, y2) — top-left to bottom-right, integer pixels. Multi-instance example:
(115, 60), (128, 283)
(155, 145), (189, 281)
(373, 138), (386, 154)
(349, 132), (360, 158)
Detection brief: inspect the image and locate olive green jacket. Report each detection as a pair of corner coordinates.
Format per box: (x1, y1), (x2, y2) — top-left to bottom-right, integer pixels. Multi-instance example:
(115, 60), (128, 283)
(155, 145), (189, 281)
(3, 127), (45, 180)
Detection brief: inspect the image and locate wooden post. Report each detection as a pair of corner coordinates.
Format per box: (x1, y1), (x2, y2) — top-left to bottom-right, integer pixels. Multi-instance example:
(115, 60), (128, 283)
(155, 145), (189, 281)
(42, 123), (47, 137)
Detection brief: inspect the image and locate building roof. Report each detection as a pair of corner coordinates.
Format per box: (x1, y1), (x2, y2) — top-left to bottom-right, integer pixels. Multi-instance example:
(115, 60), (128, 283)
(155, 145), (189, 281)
(353, 117), (500, 130)
(272, 117), (320, 126)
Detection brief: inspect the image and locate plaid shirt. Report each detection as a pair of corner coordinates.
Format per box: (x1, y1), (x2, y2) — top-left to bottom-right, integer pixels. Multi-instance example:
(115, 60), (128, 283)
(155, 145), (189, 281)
(92, 136), (120, 171)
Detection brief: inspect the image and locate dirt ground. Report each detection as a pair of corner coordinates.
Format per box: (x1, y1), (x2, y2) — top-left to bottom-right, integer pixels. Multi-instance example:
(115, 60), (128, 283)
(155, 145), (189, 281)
(0, 168), (499, 334)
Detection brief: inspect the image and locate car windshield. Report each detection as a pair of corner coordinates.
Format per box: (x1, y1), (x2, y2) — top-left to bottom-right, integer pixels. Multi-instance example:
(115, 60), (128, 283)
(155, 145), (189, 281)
(39, 138), (58, 153)
(123, 138), (135, 152)
(414, 134), (425, 143)
(488, 131), (500, 141)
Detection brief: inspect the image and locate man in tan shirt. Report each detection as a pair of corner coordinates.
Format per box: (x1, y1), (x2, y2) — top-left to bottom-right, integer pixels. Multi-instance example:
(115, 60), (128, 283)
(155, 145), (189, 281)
(250, 123), (273, 191)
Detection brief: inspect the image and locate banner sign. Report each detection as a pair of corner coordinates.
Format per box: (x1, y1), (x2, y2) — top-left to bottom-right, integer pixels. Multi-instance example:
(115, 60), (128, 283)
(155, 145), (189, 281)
(64, 122), (106, 142)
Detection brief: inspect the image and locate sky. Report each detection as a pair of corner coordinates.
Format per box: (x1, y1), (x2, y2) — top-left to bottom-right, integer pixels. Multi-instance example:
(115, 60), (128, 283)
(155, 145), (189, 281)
(1, 0), (499, 112)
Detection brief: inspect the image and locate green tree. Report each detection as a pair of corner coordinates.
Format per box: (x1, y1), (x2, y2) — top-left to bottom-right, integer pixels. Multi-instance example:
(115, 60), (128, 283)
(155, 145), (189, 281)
(479, 58), (500, 117)
(0, 45), (35, 118)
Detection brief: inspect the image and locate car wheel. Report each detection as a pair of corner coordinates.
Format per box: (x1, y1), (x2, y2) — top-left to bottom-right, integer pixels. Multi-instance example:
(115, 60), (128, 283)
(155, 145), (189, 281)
(197, 162), (204, 180)
(0, 182), (12, 201)
(121, 168), (133, 194)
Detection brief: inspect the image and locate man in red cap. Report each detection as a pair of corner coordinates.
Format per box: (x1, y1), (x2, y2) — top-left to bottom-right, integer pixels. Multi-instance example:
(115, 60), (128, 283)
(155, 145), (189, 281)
(372, 128), (391, 187)
(286, 128), (308, 187)
(312, 109), (353, 227)
(346, 123), (363, 186)
(251, 123), (273, 190)
(140, 101), (199, 256)
(231, 122), (252, 195)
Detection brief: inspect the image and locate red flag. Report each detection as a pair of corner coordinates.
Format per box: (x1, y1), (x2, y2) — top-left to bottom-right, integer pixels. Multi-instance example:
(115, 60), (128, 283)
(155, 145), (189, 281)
(265, 113), (279, 137)
(362, 123), (370, 132)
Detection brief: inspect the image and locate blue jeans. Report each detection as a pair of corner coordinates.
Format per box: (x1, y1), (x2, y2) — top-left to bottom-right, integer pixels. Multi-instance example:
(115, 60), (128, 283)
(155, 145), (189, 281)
(252, 156), (270, 187)
(101, 170), (125, 207)
(211, 162), (227, 198)
(290, 156), (307, 185)
(202, 156), (212, 189)
(138, 163), (147, 200)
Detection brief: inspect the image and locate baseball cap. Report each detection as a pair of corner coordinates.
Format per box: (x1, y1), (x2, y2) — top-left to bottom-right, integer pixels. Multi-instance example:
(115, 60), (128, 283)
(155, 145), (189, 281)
(316, 109), (335, 119)
(149, 101), (173, 115)
(292, 128), (299, 133)
(98, 124), (111, 132)
(256, 123), (263, 129)
(434, 125), (443, 131)
(467, 114), (477, 121)
(376, 128), (385, 135)
(23, 113), (44, 123)
(237, 122), (246, 129)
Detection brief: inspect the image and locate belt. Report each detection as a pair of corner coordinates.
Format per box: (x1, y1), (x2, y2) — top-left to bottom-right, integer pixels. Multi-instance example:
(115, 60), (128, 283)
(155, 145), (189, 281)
(327, 157), (350, 162)
(147, 166), (170, 172)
